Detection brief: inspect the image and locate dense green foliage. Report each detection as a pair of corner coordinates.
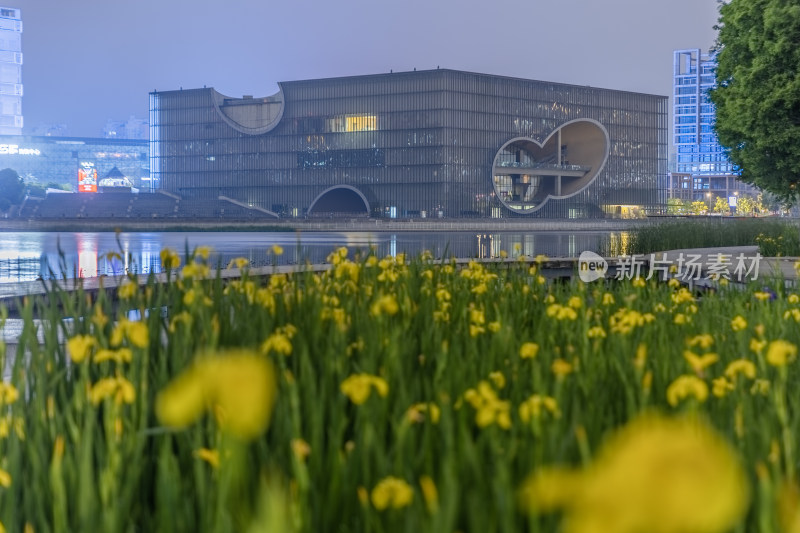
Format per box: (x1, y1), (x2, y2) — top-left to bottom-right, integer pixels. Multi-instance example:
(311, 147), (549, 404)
(2, 247), (800, 532)
(0, 168), (23, 210)
(711, 0), (800, 200)
(625, 218), (800, 256)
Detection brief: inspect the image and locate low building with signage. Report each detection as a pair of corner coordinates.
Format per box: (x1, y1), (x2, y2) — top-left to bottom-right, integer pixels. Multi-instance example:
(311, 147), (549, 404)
(150, 69), (668, 219)
(0, 135), (150, 192)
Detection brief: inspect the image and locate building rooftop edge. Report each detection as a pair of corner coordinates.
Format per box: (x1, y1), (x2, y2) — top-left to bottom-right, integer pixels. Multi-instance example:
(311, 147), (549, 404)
(151, 68), (668, 100)
(0, 134), (148, 145)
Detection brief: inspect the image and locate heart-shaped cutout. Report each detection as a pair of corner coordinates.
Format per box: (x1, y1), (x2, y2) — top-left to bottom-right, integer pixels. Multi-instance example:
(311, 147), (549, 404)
(492, 118), (610, 213)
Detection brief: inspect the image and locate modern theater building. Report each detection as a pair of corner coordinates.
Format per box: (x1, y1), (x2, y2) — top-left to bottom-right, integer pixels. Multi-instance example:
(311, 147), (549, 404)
(150, 69), (667, 219)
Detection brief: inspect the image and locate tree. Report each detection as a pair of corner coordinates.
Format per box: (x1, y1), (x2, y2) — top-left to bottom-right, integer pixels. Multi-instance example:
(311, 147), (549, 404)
(710, 0), (800, 201)
(759, 191), (790, 214)
(667, 197), (690, 215)
(26, 184), (46, 198)
(713, 195), (731, 215)
(736, 194), (757, 215)
(690, 200), (709, 215)
(0, 167), (23, 209)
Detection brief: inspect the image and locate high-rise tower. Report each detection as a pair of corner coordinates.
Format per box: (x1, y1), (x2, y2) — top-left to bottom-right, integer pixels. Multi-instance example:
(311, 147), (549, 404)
(673, 49), (732, 175)
(670, 49), (757, 204)
(0, 6), (22, 135)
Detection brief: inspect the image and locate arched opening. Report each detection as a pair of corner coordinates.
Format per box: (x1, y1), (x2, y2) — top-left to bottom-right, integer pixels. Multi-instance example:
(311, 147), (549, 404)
(307, 185), (370, 217)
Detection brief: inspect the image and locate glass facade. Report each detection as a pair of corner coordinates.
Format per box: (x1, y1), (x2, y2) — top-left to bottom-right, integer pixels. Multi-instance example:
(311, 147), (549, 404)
(668, 172), (760, 203)
(670, 49), (759, 204)
(0, 6), (22, 135)
(151, 69), (667, 218)
(0, 135), (150, 191)
(673, 49), (735, 175)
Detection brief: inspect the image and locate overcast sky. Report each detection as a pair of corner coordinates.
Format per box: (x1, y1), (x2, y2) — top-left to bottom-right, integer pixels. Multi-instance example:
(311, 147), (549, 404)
(15, 0), (720, 137)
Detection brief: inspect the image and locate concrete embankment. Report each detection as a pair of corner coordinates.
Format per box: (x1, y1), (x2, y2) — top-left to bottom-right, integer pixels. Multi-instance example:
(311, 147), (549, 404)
(0, 217), (658, 233)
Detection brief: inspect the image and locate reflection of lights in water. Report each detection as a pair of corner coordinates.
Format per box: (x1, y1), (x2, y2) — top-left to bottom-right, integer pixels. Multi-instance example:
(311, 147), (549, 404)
(138, 236), (164, 275)
(140, 252), (155, 274)
(490, 234), (500, 258)
(0, 232), (47, 282)
(343, 232), (380, 246)
(474, 234), (494, 259)
(0, 231), (621, 283)
(117, 236), (131, 274)
(0, 251), (38, 261)
(98, 251), (125, 276)
(79, 251), (98, 278)
(619, 232), (630, 255)
(606, 232), (630, 256)
(76, 234), (98, 278)
(0, 254), (42, 283)
(525, 234), (535, 257)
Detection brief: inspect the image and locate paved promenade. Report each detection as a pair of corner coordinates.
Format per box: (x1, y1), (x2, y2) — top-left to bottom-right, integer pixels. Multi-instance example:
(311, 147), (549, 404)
(0, 246), (795, 305)
(0, 217), (658, 233)
(645, 246), (797, 284)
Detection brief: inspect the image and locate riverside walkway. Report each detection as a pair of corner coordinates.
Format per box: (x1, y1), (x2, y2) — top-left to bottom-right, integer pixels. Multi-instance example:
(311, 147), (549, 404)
(1, 248), (796, 373)
(0, 246), (795, 305)
(0, 246), (795, 314)
(0, 256), (584, 309)
(0, 217), (657, 233)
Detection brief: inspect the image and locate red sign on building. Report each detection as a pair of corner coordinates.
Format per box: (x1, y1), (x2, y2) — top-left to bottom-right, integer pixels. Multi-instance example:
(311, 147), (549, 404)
(78, 162), (97, 192)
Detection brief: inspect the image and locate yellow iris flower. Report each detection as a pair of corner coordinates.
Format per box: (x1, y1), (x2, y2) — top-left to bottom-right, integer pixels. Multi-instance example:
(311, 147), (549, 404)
(340, 374), (389, 405)
(766, 340), (798, 367)
(667, 375), (709, 406)
(160, 248), (181, 269)
(519, 414), (749, 533)
(730, 315), (747, 331)
(156, 350), (277, 440)
(519, 394), (560, 422)
(89, 375), (136, 406)
(519, 342), (539, 359)
(371, 477), (414, 510)
(724, 359), (757, 380)
(67, 335), (96, 363)
(683, 350), (719, 375)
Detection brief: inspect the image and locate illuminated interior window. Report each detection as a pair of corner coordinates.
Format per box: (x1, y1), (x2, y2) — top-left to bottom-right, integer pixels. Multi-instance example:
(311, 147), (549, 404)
(326, 114), (378, 133)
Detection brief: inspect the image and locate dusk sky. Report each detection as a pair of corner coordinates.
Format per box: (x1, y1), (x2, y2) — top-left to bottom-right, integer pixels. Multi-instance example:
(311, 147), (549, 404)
(16, 0), (719, 137)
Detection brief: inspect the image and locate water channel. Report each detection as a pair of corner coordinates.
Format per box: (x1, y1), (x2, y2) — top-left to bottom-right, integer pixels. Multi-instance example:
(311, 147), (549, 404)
(0, 230), (627, 284)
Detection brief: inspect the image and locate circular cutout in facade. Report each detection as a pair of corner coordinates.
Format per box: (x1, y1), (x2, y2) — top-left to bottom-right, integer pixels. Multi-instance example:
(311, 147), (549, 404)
(492, 119), (610, 213)
(210, 86), (285, 135)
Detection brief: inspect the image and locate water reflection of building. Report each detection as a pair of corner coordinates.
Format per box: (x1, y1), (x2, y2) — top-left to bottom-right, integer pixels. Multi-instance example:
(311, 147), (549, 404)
(151, 69), (667, 219)
(475, 232), (612, 259)
(0, 231), (622, 283)
(77, 234), (97, 278)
